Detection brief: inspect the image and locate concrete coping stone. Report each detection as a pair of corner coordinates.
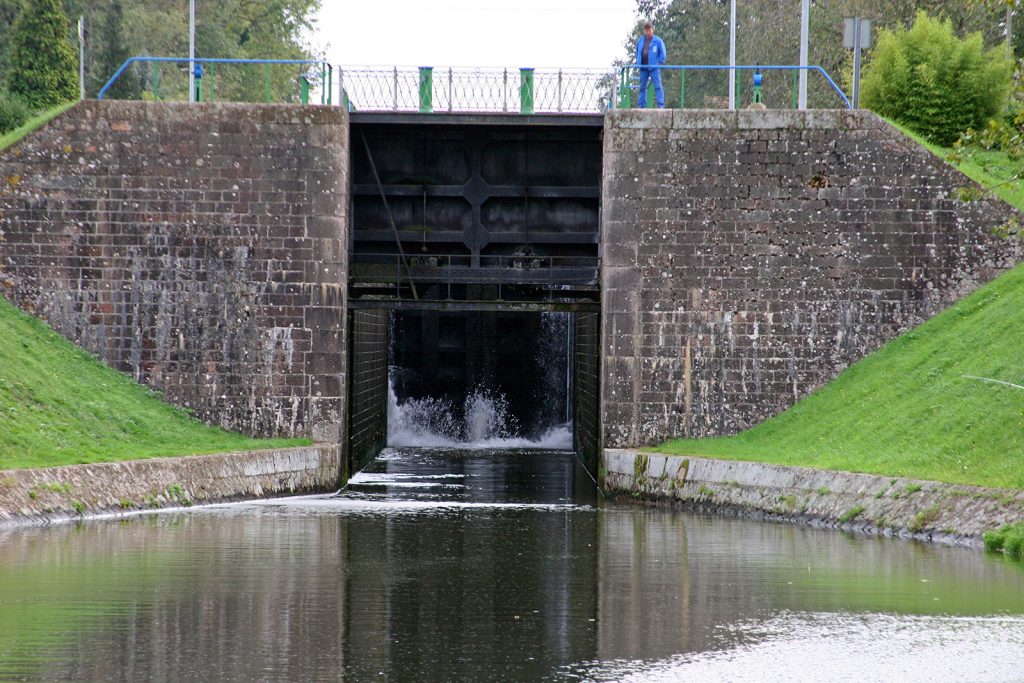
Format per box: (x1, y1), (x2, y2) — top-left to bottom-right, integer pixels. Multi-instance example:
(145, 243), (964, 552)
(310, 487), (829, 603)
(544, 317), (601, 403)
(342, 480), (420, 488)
(602, 449), (1024, 547)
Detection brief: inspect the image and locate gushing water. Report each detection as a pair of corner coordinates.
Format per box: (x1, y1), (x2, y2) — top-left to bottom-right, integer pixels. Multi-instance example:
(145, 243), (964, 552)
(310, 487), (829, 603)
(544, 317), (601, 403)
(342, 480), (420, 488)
(388, 381), (571, 449)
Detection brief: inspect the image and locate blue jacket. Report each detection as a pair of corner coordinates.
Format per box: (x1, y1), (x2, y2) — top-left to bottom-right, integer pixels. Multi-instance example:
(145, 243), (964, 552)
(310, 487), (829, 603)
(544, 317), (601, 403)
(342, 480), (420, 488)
(635, 35), (667, 69)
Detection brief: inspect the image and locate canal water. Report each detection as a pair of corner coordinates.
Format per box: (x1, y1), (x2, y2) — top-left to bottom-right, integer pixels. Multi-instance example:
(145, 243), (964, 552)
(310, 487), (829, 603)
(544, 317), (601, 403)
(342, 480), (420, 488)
(1, 447), (1023, 682)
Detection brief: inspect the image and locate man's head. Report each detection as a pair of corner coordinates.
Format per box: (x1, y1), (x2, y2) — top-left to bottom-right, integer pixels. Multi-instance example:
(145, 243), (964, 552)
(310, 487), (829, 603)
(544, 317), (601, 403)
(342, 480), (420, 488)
(643, 20), (654, 39)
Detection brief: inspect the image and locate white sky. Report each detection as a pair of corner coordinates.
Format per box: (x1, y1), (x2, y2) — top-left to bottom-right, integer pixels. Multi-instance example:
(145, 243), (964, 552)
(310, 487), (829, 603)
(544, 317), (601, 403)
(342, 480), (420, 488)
(314, 0), (640, 70)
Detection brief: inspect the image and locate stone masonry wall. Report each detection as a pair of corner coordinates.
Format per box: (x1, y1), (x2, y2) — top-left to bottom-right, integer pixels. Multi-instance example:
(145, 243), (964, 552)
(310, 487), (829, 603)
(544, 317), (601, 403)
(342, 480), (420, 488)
(0, 101), (348, 441)
(601, 109), (1021, 447)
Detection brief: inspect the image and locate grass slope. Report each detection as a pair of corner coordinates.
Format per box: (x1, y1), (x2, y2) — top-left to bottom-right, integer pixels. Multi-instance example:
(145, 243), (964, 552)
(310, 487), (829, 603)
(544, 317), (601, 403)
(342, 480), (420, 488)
(657, 262), (1024, 490)
(0, 296), (309, 469)
(0, 101), (76, 153)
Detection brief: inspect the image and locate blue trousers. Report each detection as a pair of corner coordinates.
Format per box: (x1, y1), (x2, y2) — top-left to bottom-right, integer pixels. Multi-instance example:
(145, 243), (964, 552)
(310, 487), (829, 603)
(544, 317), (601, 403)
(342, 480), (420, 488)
(638, 67), (664, 108)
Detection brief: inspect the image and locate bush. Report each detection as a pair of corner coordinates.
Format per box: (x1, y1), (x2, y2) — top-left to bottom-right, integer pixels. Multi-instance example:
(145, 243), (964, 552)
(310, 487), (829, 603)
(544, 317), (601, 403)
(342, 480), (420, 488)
(0, 95), (31, 135)
(6, 0), (78, 110)
(861, 11), (1012, 146)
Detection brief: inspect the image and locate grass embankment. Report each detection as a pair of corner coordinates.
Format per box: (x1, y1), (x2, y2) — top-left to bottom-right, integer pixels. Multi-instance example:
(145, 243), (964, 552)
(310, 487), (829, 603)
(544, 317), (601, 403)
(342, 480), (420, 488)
(0, 101), (76, 153)
(658, 135), (1024, 490)
(0, 296), (309, 470)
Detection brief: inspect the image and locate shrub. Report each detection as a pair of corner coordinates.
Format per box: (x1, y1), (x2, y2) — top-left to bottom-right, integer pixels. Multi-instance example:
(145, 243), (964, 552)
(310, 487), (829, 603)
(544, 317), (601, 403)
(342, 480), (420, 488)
(0, 95), (31, 135)
(861, 11), (1012, 146)
(6, 0), (78, 110)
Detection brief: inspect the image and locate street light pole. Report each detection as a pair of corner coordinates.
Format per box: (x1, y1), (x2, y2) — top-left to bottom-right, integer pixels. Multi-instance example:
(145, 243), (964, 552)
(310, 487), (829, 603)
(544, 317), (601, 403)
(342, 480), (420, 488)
(188, 0), (195, 103)
(799, 0), (809, 109)
(728, 0), (736, 110)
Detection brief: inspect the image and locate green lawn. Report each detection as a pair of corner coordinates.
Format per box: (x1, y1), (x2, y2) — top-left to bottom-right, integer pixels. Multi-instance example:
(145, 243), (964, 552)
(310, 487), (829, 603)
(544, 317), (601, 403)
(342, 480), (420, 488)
(658, 130), (1024, 490)
(0, 101), (76, 153)
(0, 296), (309, 469)
(658, 258), (1024, 490)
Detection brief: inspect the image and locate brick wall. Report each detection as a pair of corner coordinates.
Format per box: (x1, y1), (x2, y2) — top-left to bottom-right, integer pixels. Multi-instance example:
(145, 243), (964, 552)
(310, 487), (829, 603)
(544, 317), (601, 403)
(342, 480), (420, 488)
(0, 101), (348, 441)
(601, 109), (1021, 447)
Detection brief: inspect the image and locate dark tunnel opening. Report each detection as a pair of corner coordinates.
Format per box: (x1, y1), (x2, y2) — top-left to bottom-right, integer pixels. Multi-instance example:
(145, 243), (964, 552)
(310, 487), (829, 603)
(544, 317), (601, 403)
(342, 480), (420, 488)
(389, 310), (572, 447)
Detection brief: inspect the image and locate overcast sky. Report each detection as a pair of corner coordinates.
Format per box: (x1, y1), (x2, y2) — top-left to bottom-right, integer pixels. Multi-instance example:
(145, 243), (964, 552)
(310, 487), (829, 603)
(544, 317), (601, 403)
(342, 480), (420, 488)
(315, 0), (639, 70)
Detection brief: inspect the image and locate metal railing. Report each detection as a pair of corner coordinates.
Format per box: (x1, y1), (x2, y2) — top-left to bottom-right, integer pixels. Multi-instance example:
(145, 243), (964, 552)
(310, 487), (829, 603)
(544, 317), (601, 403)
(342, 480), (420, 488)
(616, 64), (852, 110)
(98, 57), (852, 112)
(333, 66), (613, 114)
(98, 57), (334, 104)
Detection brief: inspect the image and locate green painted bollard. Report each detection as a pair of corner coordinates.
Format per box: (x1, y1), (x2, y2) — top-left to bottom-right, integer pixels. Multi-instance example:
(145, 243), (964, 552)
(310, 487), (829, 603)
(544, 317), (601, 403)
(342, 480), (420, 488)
(619, 69), (631, 109)
(520, 68), (534, 115)
(645, 81), (654, 108)
(419, 66), (433, 113)
(679, 69), (686, 109)
(301, 76), (310, 104)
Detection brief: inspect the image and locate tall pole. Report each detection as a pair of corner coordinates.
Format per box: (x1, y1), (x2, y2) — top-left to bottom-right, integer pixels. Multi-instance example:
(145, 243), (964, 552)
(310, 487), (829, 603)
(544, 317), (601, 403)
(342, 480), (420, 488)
(78, 16), (85, 100)
(799, 0), (809, 109)
(188, 0), (196, 103)
(728, 0), (736, 110)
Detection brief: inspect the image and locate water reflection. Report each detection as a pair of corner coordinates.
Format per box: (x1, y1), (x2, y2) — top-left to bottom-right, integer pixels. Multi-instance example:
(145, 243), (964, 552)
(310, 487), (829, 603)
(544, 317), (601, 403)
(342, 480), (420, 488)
(0, 448), (1022, 682)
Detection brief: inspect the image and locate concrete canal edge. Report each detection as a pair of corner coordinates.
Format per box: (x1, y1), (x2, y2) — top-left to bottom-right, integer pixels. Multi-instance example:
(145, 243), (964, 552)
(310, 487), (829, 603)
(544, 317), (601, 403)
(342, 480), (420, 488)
(602, 449), (1024, 549)
(0, 444), (341, 529)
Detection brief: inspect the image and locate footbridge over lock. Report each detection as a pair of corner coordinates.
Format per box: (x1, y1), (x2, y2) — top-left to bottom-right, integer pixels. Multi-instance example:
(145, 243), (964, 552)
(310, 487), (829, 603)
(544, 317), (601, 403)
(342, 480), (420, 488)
(0, 80), (1018, 487)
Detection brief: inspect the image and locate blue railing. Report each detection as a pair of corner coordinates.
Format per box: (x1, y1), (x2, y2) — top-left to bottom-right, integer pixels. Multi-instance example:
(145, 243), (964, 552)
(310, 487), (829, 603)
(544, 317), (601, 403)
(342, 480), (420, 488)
(617, 64), (852, 110)
(98, 57), (852, 111)
(98, 57), (334, 103)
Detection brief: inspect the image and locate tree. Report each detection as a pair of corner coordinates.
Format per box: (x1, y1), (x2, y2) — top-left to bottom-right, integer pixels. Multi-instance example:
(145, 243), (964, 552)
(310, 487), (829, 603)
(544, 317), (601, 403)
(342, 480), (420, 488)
(860, 11), (1012, 146)
(95, 0), (139, 99)
(7, 0), (79, 109)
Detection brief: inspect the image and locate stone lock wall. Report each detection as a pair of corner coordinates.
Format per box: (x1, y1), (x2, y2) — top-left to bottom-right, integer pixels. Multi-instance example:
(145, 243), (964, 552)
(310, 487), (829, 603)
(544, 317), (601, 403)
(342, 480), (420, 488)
(0, 101), (349, 442)
(601, 109), (1021, 447)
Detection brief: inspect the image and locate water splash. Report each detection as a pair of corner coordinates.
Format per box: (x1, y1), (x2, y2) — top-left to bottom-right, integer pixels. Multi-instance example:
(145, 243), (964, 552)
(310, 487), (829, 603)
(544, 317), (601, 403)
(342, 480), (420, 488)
(387, 382), (572, 449)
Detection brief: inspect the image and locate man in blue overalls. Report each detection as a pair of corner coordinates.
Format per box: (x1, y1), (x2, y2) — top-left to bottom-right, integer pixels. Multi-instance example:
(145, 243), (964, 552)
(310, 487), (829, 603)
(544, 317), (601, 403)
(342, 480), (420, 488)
(635, 20), (667, 108)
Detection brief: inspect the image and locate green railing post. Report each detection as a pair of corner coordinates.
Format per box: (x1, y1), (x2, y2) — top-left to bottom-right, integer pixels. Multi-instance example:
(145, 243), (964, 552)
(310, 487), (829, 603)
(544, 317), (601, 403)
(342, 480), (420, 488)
(619, 68), (631, 109)
(519, 67), (534, 115)
(208, 62), (215, 102)
(301, 76), (310, 104)
(646, 81), (654, 108)
(327, 65), (333, 105)
(152, 62), (159, 100)
(321, 63), (327, 104)
(418, 66), (433, 113)
(679, 68), (685, 109)
(793, 69), (799, 109)
(265, 63), (272, 102)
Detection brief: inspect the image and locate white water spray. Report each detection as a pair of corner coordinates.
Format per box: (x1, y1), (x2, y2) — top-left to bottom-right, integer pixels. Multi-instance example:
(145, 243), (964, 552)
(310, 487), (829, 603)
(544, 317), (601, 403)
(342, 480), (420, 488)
(387, 381), (572, 449)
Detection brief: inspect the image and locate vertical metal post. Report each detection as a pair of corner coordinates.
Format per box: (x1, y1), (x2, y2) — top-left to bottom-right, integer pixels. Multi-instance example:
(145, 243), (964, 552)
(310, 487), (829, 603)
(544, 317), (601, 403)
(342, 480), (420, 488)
(793, 69), (798, 108)
(321, 63), (326, 104)
(392, 66), (398, 111)
(558, 69), (563, 112)
(520, 68), (534, 115)
(799, 0), (809, 109)
(619, 68), (630, 109)
(265, 63), (271, 102)
(418, 66), (433, 113)
(503, 68), (508, 112)
(208, 61), (214, 101)
(852, 17), (862, 108)
(728, 0), (736, 110)
(328, 65), (333, 105)
(77, 17), (85, 100)
(301, 76), (310, 104)
(447, 67), (453, 112)
(680, 68), (685, 108)
(188, 0), (195, 103)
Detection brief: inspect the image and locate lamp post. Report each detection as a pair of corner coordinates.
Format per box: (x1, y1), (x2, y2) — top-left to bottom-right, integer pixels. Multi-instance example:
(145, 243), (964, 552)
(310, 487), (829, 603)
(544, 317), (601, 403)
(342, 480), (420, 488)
(798, 0), (809, 109)
(188, 0), (195, 103)
(728, 0), (736, 110)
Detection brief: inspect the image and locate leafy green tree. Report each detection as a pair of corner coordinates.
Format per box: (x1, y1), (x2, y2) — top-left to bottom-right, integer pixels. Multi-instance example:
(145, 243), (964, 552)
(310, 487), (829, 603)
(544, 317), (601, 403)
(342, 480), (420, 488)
(7, 0), (79, 109)
(860, 11), (1012, 146)
(95, 0), (139, 99)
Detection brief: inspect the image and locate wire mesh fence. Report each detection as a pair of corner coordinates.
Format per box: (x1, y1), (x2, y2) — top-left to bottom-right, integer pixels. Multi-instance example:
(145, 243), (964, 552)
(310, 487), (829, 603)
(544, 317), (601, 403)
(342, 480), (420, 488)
(335, 66), (615, 114)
